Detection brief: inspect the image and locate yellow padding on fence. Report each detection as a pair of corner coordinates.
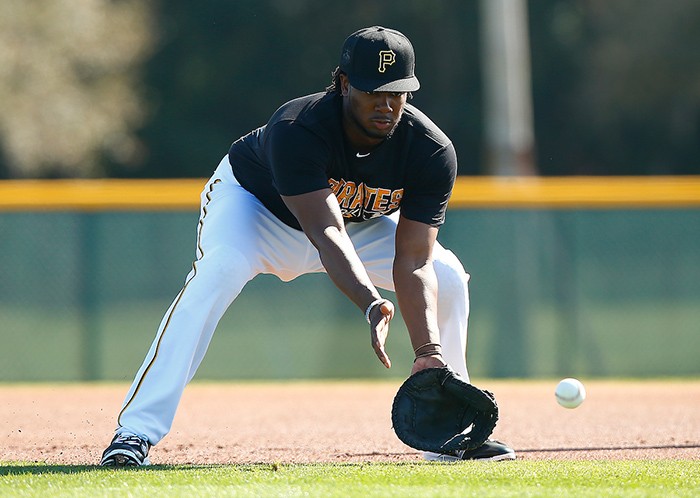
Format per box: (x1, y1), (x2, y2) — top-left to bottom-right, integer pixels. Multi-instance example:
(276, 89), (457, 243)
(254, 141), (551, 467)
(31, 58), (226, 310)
(450, 176), (700, 208)
(0, 179), (204, 211)
(0, 176), (699, 211)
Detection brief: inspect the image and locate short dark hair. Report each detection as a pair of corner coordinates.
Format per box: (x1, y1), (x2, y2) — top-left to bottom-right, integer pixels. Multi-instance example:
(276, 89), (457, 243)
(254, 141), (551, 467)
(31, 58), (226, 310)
(325, 66), (344, 94)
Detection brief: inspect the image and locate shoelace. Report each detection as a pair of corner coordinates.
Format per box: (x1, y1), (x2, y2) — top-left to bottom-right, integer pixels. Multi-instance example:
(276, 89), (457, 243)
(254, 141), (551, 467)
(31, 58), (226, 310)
(114, 434), (146, 448)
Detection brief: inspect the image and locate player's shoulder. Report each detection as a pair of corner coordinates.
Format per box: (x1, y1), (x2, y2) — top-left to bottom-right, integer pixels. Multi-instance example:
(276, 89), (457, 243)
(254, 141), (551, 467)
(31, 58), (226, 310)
(268, 92), (340, 128)
(401, 103), (452, 148)
(262, 92), (340, 157)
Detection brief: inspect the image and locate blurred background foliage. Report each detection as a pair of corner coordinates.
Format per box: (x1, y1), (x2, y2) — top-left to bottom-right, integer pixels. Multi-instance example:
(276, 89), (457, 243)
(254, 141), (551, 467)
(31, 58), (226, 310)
(0, 0), (698, 179)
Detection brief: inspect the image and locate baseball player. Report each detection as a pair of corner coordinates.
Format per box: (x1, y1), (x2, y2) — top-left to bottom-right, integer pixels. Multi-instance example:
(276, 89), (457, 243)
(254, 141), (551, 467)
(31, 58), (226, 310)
(100, 26), (515, 466)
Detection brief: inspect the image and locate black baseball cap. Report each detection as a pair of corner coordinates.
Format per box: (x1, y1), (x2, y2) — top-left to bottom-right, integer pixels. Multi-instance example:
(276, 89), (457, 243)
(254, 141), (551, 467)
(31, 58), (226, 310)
(340, 26), (420, 93)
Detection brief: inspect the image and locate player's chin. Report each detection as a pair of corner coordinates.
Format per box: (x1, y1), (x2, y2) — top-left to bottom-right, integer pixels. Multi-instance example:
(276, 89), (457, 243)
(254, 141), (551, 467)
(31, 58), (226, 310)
(364, 121), (397, 139)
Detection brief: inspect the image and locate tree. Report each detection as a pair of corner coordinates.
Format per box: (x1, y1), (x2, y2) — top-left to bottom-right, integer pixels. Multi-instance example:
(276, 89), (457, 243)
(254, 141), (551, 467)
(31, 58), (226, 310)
(0, 0), (155, 177)
(529, 0), (700, 175)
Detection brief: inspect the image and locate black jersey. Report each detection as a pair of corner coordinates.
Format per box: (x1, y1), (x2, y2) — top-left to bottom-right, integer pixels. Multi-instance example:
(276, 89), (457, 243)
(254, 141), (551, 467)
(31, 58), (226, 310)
(228, 92), (457, 231)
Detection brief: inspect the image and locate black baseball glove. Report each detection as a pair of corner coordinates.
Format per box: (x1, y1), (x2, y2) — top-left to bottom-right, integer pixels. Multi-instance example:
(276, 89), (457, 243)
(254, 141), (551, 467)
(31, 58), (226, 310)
(391, 366), (499, 453)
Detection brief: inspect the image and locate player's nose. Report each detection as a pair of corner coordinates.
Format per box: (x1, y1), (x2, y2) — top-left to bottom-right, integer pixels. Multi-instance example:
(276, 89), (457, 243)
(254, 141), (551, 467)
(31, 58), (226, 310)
(374, 94), (393, 112)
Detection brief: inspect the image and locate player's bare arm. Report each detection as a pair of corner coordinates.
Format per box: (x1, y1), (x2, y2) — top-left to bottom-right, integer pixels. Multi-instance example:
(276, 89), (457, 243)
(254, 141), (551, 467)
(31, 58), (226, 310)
(281, 188), (395, 368)
(393, 215), (447, 375)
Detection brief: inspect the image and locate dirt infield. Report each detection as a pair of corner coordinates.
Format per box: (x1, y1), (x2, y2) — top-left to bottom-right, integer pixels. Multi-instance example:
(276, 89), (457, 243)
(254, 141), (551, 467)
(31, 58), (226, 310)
(1, 380), (698, 465)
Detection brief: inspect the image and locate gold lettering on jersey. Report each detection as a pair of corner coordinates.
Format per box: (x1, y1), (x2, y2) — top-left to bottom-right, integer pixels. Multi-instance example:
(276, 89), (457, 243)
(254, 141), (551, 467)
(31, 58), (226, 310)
(328, 178), (404, 221)
(348, 183), (363, 211)
(334, 180), (356, 205)
(378, 50), (396, 73)
(371, 187), (391, 211)
(388, 189), (403, 210)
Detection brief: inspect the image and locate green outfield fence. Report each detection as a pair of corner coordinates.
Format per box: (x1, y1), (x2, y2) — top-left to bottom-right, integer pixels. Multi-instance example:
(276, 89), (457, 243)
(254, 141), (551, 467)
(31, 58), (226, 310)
(1, 177), (699, 381)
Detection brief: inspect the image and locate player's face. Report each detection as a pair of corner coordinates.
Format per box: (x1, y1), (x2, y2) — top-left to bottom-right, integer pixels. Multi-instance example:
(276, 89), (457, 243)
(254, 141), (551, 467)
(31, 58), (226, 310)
(340, 74), (407, 148)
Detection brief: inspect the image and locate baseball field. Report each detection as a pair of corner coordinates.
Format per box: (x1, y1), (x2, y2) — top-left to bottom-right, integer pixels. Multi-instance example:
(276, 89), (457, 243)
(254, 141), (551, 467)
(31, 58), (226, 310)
(2, 179), (698, 495)
(1, 379), (698, 496)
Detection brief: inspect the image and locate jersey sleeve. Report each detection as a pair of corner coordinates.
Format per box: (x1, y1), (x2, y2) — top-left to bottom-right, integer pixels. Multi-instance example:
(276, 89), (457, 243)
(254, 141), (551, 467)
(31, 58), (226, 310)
(399, 142), (458, 227)
(264, 121), (332, 196)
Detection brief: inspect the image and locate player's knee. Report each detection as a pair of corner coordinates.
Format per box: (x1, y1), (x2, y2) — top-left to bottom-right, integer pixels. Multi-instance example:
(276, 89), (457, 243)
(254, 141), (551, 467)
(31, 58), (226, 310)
(434, 250), (469, 298)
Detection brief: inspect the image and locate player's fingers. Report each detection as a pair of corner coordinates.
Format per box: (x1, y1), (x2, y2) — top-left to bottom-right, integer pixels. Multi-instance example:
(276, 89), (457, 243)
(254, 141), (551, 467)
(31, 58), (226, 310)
(372, 324), (392, 368)
(375, 343), (391, 368)
(380, 349), (391, 368)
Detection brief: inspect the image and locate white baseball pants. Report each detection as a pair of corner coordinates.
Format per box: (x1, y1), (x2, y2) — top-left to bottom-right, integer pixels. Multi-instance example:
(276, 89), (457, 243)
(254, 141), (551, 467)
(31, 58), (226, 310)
(116, 156), (471, 445)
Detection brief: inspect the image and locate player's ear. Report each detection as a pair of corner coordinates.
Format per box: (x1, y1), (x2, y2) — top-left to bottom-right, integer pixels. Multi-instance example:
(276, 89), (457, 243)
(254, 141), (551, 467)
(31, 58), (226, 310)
(339, 73), (350, 97)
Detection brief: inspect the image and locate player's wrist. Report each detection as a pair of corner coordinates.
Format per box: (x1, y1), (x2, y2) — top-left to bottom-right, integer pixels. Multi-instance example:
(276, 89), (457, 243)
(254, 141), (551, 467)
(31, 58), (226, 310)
(413, 341), (442, 358)
(411, 354), (446, 374)
(364, 298), (387, 323)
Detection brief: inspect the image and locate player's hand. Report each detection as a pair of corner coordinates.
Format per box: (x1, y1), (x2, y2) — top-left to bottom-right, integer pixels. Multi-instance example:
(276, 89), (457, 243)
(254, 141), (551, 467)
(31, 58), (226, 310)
(410, 354), (447, 375)
(369, 300), (394, 368)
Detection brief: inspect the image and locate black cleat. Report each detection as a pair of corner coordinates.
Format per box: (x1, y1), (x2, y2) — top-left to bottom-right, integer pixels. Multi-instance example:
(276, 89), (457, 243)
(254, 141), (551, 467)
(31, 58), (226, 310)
(425, 440), (516, 462)
(100, 433), (151, 467)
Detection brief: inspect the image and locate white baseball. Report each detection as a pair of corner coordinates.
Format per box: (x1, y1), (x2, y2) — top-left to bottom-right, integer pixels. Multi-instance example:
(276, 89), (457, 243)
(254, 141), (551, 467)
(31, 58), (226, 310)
(555, 378), (586, 409)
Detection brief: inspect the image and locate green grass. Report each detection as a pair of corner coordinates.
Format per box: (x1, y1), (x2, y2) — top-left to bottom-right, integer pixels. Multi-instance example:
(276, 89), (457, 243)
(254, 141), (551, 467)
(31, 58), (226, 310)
(2, 460), (699, 498)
